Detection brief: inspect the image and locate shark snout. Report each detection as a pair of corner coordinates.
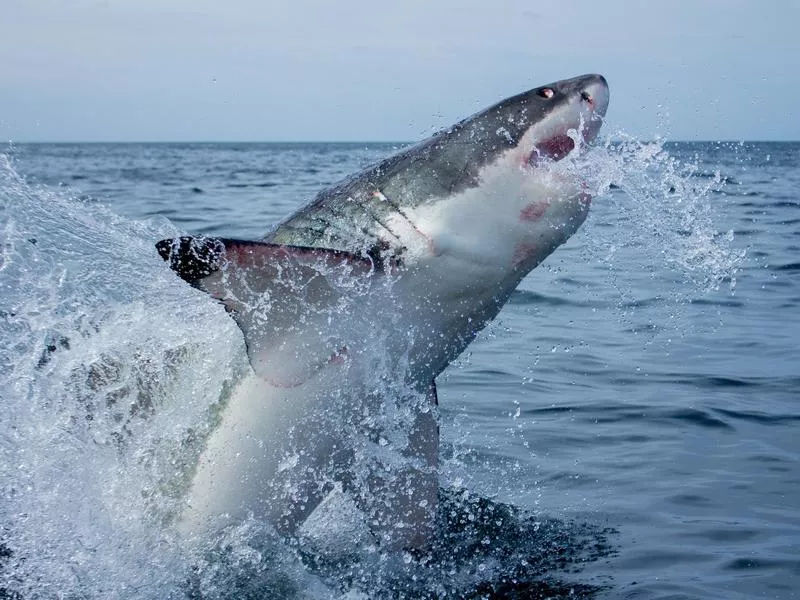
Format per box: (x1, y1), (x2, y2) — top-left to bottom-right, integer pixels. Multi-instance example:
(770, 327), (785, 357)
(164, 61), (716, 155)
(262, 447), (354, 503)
(560, 74), (609, 144)
(578, 74), (609, 119)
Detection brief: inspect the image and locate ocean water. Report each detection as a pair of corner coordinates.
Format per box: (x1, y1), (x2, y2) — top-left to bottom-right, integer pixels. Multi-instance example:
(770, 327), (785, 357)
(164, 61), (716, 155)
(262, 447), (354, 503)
(0, 139), (797, 599)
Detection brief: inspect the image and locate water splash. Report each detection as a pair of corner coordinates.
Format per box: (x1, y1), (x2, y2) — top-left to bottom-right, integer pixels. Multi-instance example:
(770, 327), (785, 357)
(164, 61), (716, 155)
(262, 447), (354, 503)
(554, 131), (745, 295)
(0, 154), (247, 599)
(0, 130), (744, 599)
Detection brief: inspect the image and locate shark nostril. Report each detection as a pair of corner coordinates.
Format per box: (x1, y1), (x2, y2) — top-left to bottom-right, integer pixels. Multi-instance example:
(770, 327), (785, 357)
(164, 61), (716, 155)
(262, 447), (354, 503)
(580, 90), (593, 103)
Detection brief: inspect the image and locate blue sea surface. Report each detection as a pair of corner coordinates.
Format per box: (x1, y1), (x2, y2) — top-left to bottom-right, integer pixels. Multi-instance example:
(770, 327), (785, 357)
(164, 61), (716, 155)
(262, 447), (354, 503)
(1, 141), (798, 599)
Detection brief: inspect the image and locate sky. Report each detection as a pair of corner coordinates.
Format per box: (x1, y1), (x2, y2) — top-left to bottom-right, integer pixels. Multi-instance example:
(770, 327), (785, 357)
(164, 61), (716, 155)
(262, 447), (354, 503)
(1, 0), (797, 142)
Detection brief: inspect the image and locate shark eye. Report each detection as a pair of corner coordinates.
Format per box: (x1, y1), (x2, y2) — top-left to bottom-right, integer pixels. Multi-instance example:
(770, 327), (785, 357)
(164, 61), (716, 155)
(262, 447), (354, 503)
(538, 88), (554, 99)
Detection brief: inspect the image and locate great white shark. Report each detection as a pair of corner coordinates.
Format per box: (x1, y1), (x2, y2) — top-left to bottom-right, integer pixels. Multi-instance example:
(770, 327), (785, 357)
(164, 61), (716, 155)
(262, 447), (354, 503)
(157, 73), (609, 549)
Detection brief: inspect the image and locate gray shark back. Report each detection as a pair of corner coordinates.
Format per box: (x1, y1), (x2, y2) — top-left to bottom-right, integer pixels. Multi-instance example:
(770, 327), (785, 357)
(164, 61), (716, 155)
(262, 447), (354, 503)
(263, 136), (485, 264)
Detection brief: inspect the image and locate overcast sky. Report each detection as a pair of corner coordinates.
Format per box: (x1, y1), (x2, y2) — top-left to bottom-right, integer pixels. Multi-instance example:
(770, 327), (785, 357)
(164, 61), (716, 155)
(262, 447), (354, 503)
(1, 0), (796, 142)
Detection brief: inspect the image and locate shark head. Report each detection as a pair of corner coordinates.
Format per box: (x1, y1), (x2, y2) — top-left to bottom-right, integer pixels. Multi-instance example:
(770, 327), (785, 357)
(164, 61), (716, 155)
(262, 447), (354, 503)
(266, 74), (609, 279)
(366, 74), (609, 278)
(375, 74), (609, 200)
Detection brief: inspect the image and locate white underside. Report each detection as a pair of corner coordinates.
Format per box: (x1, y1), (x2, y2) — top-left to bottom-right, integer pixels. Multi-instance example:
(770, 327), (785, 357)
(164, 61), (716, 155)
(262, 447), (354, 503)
(179, 300), (440, 549)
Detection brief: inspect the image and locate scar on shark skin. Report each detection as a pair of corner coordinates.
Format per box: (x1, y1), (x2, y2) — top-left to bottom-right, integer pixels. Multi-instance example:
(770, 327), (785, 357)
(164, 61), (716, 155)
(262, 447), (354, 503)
(512, 242), (539, 267)
(327, 346), (349, 365)
(519, 199), (551, 222)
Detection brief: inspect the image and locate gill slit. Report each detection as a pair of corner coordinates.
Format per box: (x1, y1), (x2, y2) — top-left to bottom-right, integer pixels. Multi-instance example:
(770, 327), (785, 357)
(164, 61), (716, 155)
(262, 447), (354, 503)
(370, 186), (434, 251)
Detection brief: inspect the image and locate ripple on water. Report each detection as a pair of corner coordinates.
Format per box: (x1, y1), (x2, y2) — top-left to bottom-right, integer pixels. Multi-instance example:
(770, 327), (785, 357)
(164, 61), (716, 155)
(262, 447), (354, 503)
(712, 407), (800, 426)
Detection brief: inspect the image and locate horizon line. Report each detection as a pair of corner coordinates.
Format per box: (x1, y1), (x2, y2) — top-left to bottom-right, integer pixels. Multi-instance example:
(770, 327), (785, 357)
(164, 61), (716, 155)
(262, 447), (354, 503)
(6, 139), (800, 145)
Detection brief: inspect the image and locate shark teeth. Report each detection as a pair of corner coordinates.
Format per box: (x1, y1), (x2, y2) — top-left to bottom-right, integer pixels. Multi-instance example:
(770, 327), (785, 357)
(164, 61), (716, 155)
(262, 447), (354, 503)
(529, 134), (577, 166)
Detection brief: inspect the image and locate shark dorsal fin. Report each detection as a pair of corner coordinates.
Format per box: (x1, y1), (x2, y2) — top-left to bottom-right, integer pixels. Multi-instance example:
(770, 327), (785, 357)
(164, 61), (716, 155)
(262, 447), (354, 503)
(156, 237), (378, 386)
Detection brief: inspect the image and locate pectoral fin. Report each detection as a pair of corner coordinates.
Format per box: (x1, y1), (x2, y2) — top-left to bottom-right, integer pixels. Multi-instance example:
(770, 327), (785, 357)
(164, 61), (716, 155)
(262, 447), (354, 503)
(156, 236), (378, 386)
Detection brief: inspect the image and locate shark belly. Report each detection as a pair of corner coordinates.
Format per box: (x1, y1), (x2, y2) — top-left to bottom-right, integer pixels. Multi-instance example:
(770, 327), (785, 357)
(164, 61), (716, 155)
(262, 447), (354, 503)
(180, 371), (345, 538)
(178, 289), (440, 548)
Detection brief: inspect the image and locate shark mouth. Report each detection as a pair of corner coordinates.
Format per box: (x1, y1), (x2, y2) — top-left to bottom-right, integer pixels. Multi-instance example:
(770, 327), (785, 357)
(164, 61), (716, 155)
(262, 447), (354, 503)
(530, 134), (577, 165)
(528, 115), (604, 168)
